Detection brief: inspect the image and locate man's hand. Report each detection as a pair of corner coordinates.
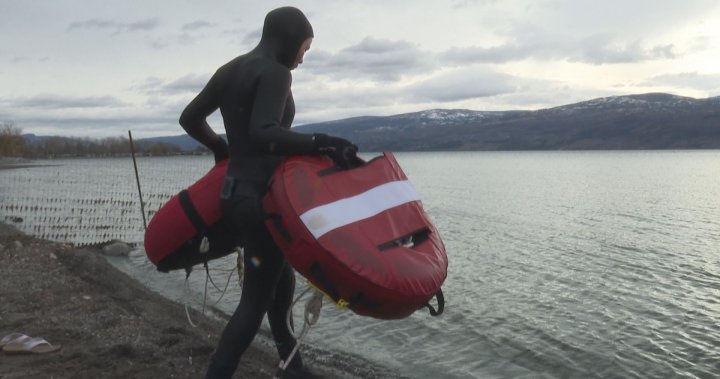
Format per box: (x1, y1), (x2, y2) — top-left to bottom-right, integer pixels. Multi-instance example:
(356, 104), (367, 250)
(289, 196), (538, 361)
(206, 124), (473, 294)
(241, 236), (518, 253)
(313, 133), (358, 169)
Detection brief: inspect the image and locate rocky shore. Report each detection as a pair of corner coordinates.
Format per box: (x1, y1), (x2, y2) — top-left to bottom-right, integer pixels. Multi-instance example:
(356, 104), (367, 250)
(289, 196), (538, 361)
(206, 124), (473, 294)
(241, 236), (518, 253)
(0, 223), (336, 378)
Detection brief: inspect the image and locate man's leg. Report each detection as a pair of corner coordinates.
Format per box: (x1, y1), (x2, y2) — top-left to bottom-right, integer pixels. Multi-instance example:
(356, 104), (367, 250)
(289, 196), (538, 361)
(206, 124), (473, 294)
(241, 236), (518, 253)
(205, 222), (286, 378)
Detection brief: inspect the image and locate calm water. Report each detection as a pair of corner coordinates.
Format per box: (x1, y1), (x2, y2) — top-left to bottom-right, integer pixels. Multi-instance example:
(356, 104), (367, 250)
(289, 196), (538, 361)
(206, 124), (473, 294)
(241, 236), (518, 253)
(2, 151), (720, 378)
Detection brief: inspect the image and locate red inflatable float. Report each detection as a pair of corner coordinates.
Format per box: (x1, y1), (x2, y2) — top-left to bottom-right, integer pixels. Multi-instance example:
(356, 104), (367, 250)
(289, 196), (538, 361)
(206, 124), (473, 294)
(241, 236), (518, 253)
(263, 153), (447, 319)
(144, 159), (239, 272)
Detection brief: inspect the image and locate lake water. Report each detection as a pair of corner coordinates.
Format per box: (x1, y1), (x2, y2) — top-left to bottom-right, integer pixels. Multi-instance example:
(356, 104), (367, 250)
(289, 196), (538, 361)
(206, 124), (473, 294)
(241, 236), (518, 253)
(1, 151), (719, 378)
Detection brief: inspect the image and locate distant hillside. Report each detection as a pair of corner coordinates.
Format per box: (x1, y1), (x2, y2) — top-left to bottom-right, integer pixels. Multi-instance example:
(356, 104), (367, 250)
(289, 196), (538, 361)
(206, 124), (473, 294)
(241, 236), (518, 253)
(22, 93), (720, 152)
(136, 134), (206, 151)
(294, 93), (720, 151)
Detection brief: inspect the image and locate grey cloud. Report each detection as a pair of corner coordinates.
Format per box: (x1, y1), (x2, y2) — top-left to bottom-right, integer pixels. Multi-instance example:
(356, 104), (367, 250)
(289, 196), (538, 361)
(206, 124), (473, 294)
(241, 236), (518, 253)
(294, 66), (518, 115)
(406, 68), (516, 102)
(10, 56), (51, 64)
(13, 114), (180, 138)
(17, 115), (173, 127)
(67, 18), (160, 33)
(135, 74), (210, 95)
(651, 45), (676, 59)
(353, 38), (414, 54)
(176, 32), (202, 46)
(441, 45), (539, 65)
(6, 95), (125, 109)
(126, 19), (160, 31)
(158, 74), (208, 93)
(217, 27), (260, 48)
(686, 36), (713, 53)
(145, 21), (218, 50)
(242, 29), (262, 46)
(304, 37), (436, 82)
(525, 0), (718, 44)
(151, 41), (170, 49)
(150, 31), (208, 50)
(641, 72), (720, 91)
(572, 35), (677, 64)
(296, 84), (400, 111)
(441, 33), (677, 65)
(451, 0), (498, 8)
(182, 20), (216, 31)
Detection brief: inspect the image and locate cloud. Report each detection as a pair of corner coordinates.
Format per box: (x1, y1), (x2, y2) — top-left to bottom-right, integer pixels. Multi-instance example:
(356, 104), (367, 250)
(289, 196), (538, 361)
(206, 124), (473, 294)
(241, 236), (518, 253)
(406, 67), (516, 102)
(295, 82), (401, 111)
(3, 94), (126, 110)
(135, 74), (210, 95)
(441, 33), (677, 65)
(182, 20), (216, 31)
(242, 28), (262, 46)
(641, 72), (720, 91)
(450, 0), (499, 9)
(67, 18), (160, 33)
(10, 56), (50, 64)
(12, 114), (182, 138)
(292, 65), (520, 123)
(0, 96), (183, 138)
(442, 45), (537, 65)
(304, 37), (437, 82)
(572, 35), (676, 64)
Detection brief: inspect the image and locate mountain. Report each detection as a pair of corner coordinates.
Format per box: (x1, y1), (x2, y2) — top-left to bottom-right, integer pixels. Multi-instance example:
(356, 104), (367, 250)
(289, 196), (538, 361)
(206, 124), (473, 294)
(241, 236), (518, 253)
(293, 93), (720, 151)
(23, 93), (720, 152)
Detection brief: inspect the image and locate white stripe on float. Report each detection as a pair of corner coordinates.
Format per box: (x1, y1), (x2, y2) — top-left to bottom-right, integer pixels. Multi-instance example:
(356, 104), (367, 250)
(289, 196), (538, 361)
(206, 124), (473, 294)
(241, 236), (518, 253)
(299, 180), (420, 239)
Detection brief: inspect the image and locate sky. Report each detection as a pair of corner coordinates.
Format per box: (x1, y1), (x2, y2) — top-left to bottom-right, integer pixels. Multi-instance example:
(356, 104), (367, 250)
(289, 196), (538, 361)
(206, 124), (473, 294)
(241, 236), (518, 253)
(1, 0), (720, 138)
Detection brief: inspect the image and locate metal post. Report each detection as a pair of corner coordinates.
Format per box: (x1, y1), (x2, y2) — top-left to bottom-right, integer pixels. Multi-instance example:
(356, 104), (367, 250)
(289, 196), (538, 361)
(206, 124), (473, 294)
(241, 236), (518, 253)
(128, 130), (147, 230)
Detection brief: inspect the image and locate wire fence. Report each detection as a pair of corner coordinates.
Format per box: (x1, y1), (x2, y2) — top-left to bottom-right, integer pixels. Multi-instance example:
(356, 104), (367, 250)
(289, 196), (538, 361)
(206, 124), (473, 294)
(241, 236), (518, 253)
(0, 155), (216, 246)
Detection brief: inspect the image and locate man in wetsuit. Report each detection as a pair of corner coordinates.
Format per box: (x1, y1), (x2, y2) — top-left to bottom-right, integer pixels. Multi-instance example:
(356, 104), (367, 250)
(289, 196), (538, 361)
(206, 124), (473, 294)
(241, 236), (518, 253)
(179, 7), (357, 379)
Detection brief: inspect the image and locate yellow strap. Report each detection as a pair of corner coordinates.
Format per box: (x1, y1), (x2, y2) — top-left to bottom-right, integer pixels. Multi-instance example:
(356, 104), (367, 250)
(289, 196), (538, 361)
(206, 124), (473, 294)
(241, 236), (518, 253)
(307, 283), (350, 309)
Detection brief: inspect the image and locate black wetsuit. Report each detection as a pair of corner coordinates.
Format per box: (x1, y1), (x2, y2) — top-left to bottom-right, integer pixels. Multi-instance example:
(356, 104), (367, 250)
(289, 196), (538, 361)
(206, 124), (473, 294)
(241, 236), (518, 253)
(179, 7), (319, 379)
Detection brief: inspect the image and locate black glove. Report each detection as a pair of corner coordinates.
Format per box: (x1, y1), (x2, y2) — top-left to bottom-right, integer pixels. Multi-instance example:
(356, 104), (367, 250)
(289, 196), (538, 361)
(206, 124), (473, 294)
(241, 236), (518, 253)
(313, 133), (358, 169)
(209, 137), (229, 163)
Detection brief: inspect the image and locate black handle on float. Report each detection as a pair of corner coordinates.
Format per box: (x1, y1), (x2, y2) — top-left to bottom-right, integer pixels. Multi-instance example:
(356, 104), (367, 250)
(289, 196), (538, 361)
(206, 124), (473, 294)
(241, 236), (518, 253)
(317, 155), (368, 176)
(425, 288), (445, 316)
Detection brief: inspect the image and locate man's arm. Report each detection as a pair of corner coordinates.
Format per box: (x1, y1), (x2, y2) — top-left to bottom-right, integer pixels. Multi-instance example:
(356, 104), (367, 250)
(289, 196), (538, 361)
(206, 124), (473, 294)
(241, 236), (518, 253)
(179, 72), (227, 159)
(248, 67), (316, 155)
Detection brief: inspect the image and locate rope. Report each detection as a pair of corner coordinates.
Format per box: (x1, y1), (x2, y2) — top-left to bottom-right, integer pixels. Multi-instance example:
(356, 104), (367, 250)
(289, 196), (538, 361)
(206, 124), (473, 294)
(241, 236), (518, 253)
(285, 286), (313, 336)
(275, 286), (324, 379)
(204, 262), (224, 293)
(212, 264), (237, 306)
(236, 247), (244, 288)
(202, 269), (209, 314)
(183, 273), (199, 328)
(183, 248), (244, 327)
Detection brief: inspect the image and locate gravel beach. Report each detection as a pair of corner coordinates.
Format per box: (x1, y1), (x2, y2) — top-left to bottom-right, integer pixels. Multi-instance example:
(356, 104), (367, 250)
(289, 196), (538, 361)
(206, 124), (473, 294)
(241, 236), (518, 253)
(0, 223), (337, 379)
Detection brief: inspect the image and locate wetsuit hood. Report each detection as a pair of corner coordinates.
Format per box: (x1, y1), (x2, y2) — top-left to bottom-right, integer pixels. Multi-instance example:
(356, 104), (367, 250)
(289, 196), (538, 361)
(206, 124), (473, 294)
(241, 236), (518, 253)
(257, 7), (314, 68)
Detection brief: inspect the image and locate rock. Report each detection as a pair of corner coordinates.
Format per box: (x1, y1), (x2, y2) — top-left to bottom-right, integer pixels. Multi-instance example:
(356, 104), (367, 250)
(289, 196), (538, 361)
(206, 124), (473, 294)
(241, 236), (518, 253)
(102, 242), (132, 257)
(13, 240), (23, 249)
(0, 223), (23, 237)
(49, 252), (58, 260)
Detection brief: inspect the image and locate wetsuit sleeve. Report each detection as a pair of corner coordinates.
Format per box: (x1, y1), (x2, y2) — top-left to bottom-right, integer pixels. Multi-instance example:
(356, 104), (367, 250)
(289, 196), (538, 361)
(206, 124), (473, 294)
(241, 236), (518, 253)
(248, 67), (316, 155)
(179, 71), (225, 151)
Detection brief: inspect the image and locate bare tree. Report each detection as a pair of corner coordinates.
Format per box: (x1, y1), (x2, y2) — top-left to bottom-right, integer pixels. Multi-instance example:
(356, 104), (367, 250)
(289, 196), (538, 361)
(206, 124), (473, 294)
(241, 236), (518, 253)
(0, 121), (25, 157)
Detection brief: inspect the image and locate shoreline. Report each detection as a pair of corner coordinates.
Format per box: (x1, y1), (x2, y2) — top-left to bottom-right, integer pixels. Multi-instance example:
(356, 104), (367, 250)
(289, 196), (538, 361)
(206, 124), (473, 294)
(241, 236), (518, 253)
(0, 223), (381, 379)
